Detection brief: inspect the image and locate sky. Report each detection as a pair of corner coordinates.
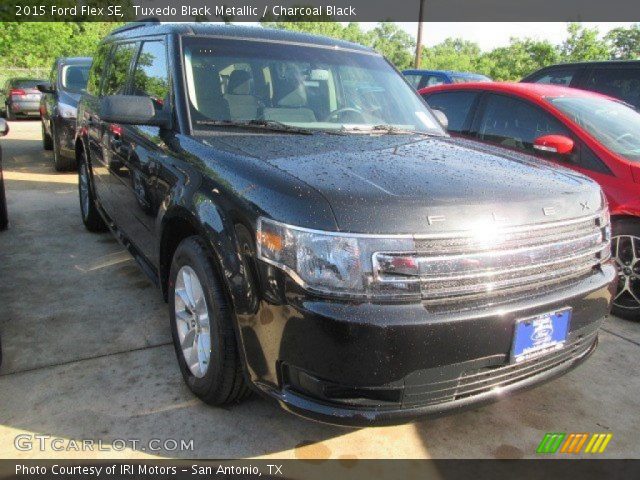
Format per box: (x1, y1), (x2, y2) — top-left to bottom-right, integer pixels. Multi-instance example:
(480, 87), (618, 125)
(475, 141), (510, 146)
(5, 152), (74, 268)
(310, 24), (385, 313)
(362, 22), (637, 51)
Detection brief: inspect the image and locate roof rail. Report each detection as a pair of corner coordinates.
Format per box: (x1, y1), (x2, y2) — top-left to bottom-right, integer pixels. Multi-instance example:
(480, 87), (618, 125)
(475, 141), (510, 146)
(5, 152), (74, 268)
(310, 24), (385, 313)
(108, 18), (161, 36)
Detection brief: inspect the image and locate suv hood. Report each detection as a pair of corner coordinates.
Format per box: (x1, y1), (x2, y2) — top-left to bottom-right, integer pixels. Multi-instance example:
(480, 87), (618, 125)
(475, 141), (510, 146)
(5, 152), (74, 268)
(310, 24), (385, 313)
(197, 133), (603, 234)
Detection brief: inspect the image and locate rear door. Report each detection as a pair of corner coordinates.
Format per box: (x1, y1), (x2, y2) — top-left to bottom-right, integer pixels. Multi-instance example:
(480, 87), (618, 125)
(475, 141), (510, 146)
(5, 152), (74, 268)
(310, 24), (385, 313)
(111, 38), (172, 263)
(577, 64), (640, 109)
(84, 43), (113, 210)
(92, 42), (139, 220)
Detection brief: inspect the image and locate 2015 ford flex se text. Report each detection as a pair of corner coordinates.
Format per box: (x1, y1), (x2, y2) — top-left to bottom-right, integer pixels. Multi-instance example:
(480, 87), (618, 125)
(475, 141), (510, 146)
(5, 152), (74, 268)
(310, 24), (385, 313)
(75, 23), (616, 426)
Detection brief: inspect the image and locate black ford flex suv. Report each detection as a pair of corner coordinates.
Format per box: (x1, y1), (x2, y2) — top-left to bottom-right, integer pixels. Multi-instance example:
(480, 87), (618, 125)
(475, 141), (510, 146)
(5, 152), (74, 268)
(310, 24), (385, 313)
(39, 57), (92, 171)
(75, 23), (616, 426)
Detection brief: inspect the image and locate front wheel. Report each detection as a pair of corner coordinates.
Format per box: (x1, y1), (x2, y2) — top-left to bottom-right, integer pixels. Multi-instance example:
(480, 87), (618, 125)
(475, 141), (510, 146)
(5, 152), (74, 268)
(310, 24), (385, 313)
(611, 218), (640, 322)
(169, 236), (249, 405)
(0, 165), (7, 231)
(52, 123), (74, 171)
(78, 149), (107, 232)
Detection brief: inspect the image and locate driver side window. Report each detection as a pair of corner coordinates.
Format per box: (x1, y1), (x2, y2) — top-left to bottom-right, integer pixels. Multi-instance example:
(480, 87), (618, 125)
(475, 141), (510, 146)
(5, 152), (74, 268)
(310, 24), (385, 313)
(476, 94), (569, 153)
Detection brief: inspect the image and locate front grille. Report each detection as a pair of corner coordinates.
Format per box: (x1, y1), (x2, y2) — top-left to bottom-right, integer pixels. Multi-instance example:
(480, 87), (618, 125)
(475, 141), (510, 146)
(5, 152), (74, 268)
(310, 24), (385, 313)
(403, 330), (597, 407)
(373, 211), (611, 306)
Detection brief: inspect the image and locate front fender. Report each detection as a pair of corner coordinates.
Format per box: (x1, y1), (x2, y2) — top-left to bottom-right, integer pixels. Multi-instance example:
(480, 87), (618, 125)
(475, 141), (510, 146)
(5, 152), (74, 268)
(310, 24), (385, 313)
(158, 193), (255, 316)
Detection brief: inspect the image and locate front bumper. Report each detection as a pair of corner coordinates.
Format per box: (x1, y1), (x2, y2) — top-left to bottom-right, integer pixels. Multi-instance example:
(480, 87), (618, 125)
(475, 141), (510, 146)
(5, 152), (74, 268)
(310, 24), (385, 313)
(243, 263), (616, 426)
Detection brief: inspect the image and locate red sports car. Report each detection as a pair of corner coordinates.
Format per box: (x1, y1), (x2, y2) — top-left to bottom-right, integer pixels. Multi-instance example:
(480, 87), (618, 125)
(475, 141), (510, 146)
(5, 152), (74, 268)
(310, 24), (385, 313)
(420, 82), (640, 321)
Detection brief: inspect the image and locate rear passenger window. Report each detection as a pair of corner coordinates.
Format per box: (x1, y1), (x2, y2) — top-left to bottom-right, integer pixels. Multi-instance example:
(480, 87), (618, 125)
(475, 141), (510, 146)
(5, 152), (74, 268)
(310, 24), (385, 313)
(103, 43), (138, 96)
(583, 67), (640, 108)
(528, 67), (578, 87)
(86, 44), (111, 96)
(404, 74), (422, 89)
(131, 41), (169, 112)
(477, 94), (570, 153)
(420, 75), (446, 88)
(425, 91), (478, 132)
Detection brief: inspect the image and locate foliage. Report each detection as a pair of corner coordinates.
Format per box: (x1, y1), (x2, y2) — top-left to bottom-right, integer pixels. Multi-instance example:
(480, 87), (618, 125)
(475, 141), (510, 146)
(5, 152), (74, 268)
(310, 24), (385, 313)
(0, 22), (121, 68)
(1, 22), (639, 82)
(262, 21), (414, 69)
(606, 24), (640, 60)
(476, 38), (559, 80)
(560, 23), (610, 62)
(266, 22), (636, 81)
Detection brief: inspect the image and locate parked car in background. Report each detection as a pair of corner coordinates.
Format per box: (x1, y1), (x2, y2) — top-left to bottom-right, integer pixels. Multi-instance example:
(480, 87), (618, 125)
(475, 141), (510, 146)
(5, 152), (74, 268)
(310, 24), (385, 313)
(38, 57), (92, 171)
(522, 61), (640, 109)
(1, 78), (47, 120)
(0, 118), (9, 230)
(403, 69), (491, 89)
(420, 81), (638, 320)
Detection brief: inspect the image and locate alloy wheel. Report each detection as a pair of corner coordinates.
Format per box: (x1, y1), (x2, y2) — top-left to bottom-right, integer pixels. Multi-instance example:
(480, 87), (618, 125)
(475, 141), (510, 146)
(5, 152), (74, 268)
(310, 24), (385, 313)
(174, 266), (211, 378)
(612, 235), (640, 310)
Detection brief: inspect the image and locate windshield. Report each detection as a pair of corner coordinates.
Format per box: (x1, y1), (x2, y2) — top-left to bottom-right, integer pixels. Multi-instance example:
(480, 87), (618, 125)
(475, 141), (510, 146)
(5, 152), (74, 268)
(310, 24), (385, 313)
(61, 64), (90, 92)
(182, 37), (445, 135)
(549, 95), (640, 161)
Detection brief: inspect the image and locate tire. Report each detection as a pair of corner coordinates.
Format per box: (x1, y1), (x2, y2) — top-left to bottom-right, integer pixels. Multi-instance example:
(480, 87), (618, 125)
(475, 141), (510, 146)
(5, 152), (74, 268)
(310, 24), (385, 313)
(42, 121), (53, 150)
(169, 236), (249, 405)
(6, 108), (15, 121)
(52, 123), (74, 171)
(611, 217), (640, 322)
(78, 148), (107, 232)
(0, 164), (7, 231)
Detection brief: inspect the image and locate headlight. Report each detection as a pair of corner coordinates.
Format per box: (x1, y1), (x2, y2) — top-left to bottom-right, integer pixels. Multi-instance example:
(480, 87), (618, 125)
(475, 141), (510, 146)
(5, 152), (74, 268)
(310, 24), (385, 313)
(57, 103), (77, 119)
(257, 217), (419, 299)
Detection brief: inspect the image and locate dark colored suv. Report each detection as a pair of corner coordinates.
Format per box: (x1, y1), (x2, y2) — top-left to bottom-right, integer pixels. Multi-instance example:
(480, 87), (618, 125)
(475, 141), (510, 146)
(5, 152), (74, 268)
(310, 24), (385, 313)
(75, 23), (616, 426)
(39, 57), (92, 171)
(1, 78), (47, 120)
(522, 60), (640, 109)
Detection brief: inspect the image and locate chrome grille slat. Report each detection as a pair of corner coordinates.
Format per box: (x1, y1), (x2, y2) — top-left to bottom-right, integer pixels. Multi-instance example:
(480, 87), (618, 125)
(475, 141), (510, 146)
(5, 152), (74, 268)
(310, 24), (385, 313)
(414, 217), (599, 254)
(373, 210), (611, 306)
(419, 242), (606, 283)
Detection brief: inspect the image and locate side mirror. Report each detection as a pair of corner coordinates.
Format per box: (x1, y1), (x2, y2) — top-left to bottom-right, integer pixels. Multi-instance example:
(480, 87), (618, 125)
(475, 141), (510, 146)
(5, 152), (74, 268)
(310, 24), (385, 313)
(432, 109), (449, 130)
(37, 83), (55, 94)
(99, 95), (169, 128)
(0, 119), (8, 137)
(533, 135), (574, 155)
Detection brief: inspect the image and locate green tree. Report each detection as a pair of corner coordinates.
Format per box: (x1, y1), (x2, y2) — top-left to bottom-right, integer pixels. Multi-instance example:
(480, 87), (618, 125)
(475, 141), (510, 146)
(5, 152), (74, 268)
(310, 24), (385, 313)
(367, 23), (415, 70)
(421, 38), (481, 72)
(561, 23), (609, 62)
(478, 38), (559, 80)
(0, 22), (121, 68)
(606, 24), (640, 59)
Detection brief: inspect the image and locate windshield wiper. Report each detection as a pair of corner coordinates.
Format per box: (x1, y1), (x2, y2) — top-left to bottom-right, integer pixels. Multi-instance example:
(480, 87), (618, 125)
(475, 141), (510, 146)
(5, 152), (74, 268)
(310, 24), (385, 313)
(371, 125), (439, 136)
(195, 119), (313, 135)
(337, 124), (438, 136)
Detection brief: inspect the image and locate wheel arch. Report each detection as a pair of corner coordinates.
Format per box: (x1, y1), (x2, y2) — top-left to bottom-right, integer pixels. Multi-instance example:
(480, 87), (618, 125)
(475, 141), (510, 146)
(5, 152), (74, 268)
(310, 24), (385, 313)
(158, 202), (255, 317)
